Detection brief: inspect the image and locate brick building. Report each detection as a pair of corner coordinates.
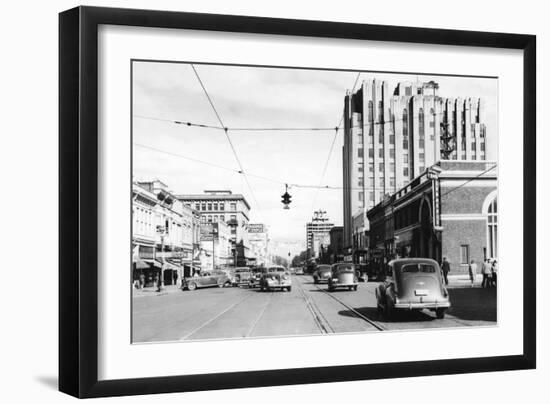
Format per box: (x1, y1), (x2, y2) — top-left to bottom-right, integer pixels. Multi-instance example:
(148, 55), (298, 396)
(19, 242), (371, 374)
(367, 160), (497, 274)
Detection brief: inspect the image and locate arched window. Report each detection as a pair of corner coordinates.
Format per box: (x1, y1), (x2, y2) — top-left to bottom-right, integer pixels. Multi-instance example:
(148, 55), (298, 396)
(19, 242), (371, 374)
(486, 196), (498, 259)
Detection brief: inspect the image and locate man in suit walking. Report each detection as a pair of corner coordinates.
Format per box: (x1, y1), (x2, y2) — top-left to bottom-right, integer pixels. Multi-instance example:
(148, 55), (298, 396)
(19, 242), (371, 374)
(441, 257), (450, 286)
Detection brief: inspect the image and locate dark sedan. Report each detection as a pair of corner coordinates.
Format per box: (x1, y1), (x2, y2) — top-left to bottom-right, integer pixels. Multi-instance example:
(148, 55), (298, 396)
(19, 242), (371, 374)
(313, 265), (332, 284)
(182, 270), (231, 291)
(375, 258), (451, 319)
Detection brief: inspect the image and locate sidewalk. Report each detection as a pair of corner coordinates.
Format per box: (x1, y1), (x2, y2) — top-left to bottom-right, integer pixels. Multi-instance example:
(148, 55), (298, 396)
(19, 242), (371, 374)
(132, 284), (182, 297)
(446, 274), (488, 289)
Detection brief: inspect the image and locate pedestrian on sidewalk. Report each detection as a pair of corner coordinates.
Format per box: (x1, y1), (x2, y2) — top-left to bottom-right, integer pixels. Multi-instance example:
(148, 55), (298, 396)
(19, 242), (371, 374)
(481, 258), (492, 288)
(468, 259), (477, 287)
(491, 260), (498, 288)
(441, 257), (450, 285)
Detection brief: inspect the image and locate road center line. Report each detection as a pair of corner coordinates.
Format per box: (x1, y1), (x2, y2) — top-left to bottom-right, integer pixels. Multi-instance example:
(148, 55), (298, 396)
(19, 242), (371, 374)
(179, 293), (254, 340)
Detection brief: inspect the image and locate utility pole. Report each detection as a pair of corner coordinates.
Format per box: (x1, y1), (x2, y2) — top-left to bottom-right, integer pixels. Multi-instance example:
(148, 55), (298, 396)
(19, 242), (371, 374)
(157, 232), (165, 292)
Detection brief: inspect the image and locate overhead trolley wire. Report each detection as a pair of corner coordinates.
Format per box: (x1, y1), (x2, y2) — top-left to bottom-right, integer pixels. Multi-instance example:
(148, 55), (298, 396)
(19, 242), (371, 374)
(190, 64), (266, 220)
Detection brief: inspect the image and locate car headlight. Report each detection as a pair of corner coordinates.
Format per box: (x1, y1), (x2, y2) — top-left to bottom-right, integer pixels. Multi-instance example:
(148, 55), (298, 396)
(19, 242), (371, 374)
(283, 275), (289, 280)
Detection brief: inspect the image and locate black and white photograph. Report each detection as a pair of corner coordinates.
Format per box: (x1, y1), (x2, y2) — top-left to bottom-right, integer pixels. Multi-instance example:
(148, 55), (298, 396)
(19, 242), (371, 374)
(131, 61), (498, 343)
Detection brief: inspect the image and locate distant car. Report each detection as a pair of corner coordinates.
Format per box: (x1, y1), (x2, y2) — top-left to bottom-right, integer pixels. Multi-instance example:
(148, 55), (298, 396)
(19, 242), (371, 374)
(375, 258), (451, 319)
(328, 263), (358, 291)
(232, 267), (254, 287)
(294, 267), (304, 275)
(182, 270), (231, 291)
(313, 265), (332, 284)
(259, 266), (292, 292)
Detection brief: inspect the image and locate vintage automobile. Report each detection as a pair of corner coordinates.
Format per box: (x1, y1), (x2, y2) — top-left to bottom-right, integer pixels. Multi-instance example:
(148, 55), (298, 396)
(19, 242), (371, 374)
(181, 270), (231, 291)
(259, 266), (292, 292)
(232, 267), (254, 287)
(249, 266), (268, 288)
(294, 267), (304, 275)
(328, 263), (358, 291)
(313, 265), (332, 284)
(375, 258), (451, 319)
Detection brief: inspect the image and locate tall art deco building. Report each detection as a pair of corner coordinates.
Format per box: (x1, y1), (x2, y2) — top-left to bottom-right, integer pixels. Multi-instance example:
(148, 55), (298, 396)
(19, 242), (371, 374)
(342, 79), (488, 248)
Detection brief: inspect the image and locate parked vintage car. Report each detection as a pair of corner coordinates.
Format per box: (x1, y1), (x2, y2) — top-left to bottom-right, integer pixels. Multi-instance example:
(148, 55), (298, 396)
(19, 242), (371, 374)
(294, 267), (304, 275)
(249, 266), (268, 288)
(182, 270), (231, 291)
(313, 265), (332, 284)
(328, 263), (358, 291)
(375, 258), (451, 319)
(232, 267), (254, 287)
(259, 266), (292, 292)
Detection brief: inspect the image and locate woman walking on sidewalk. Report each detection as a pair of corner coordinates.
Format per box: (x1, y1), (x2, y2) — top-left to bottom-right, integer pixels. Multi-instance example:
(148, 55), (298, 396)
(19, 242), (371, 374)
(468, 259), (477, 287)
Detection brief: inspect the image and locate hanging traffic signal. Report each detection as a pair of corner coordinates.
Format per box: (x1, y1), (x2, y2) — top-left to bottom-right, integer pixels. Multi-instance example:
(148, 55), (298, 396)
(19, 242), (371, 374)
(281, 184), (292, 209)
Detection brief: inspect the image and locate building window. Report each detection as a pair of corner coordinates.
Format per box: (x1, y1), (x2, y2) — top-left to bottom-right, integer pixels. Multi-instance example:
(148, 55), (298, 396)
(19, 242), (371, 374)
(358, 179), (364, 187)
(418, 108), (425, 139)
(369, 164), (374, 173)
(220, 203), (225, 210)
(390, 134), (395, 144)
(419, 139), (425, 149)
(213, 215), (218, 222)
(358, 192), (364, 201)
(195, 203), (200, 211)
(201, 203), (206, 210)
(390, 163), (395, 172)
(358, 148), (364, 158)
(368, 101), (373, 124)
(403, 139), (409, 149)
(379, 162), (384, 172)
(471, 142), (476, 151)
(404, 154), (409, 163)
(369, 192), (375, 201)
(402, 109), (408, 136)
(378, 148), (384, 158)
(358, 165), (364, 172)
(419, 153), (425, 162)
(207, 203), (212, 211)
(220, 215), (225, 222)
(460, 245), (470, 265)
(390, 149), (395, 158)
(481, 142), (485, 151)
(230, 214), (236, 221)
(389, 177), (395, 187)
(230, 203), (237, 210)
(379, 178), (384, 187)
(213, 203), (218, 210)
(419, 165), (425, 172)
(487, 196), (498, 259)
(379, 133), (384, 144)
(207, 215), (212, 223)
(403, 167), (409, 177)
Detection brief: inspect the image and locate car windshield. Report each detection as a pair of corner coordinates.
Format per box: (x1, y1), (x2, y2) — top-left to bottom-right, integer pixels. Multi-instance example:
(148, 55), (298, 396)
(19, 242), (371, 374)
(400, 263), (437, 273)
(268, 267), (286, 272)
(318, 266), (331, 273)
(334, 264), (354, 272)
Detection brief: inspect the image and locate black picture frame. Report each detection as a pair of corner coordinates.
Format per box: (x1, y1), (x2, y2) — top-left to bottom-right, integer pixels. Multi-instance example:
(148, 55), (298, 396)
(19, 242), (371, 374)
(59, 5), (536, 398)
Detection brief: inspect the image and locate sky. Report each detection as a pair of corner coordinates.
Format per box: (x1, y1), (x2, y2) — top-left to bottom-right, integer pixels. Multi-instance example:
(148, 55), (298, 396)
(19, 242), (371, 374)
(132, 61), (498, 250)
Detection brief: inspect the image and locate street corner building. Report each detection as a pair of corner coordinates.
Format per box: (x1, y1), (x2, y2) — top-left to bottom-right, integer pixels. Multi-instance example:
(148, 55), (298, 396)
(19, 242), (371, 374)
(367, 160), (497, 273)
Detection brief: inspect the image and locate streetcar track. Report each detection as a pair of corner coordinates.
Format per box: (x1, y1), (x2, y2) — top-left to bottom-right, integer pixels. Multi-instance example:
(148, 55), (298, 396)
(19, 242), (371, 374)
(245, 291), (274, 337)
(297, 275), (386, 331)
(178, 293), (255, 340)
(296, 277), (334, 334)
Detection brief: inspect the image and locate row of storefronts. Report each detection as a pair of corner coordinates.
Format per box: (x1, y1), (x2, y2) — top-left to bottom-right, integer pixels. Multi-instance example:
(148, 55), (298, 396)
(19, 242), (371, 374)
(364, 160), (498, 273)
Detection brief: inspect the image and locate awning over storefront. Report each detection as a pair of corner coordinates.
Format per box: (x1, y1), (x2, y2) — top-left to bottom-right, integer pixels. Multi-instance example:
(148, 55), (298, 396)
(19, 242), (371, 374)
(154, 259), (181, 271)
(133, 258), (155, 269)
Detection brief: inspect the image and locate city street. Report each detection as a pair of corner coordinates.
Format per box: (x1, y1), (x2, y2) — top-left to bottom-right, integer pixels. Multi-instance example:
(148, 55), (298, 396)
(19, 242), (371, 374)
(132, 275), (497, 343)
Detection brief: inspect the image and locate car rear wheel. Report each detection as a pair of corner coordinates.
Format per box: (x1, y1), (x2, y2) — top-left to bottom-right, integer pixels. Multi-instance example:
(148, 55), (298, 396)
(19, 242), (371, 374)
(187, 282), (197, 291)
(436, 308), (446, 319)
(287, 286), (291, 292)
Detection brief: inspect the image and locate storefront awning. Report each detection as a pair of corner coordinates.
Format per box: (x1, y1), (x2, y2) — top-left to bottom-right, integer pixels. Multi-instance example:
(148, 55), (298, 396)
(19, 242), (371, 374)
(133, 258), (155, 269)
(155, 259), (181, 270)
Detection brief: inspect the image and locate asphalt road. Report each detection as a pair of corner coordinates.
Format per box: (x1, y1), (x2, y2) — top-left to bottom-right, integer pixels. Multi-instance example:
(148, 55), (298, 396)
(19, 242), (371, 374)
(132, 275), (497, 343)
